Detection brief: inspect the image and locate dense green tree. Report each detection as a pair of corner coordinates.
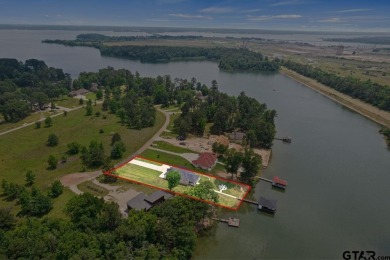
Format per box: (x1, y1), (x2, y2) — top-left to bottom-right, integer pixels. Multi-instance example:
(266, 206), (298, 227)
(240, 148), (262, 185)
(225, 148), (243, 178)
(35, 121), (41, 129)
(96, 89), (103, 100)
(111, 133), (122, 145)
(186, 181), (219, 203)
(25, 170), (35, 186)
(47, 155), (58, 169)
(44, 116), (52, 127)
(65, 193), (105, 230)
(85, 101), (93, 116)
(81, 141), (105, 168)
(67, 142), (81, 155)
(0, 208), (16, 231)
(48, 180), (63, 198)
(166, 170), (181, 190)
(47, 133), (59, 147)
(110, 141), (126, 159)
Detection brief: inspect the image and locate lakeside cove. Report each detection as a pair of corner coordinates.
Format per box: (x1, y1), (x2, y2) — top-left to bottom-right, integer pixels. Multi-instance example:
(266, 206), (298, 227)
(281, 67), (390, 129)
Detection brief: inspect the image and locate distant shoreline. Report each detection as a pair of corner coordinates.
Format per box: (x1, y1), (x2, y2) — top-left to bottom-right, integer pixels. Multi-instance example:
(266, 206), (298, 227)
(280, 67), (390, 129)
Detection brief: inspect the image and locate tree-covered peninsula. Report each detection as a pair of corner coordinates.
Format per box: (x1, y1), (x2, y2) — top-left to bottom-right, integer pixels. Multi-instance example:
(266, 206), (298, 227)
(43, 34), (280, 72)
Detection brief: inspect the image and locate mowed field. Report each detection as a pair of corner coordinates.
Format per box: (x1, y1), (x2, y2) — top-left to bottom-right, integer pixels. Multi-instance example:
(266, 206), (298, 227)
(112, 157), (250, 209)
(0, 106), (166, 215)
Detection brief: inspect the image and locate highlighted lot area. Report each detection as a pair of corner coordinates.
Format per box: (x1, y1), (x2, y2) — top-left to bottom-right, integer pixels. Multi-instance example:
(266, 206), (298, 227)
(105, 156), (251, 210)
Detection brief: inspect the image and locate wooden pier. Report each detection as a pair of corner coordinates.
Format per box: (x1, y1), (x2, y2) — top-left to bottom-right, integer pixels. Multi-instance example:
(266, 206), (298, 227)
(238, 198), (258, 205)
(274, 137), (292, 143)
(212, 217), (240, 227)
(256, 176), (273, 183)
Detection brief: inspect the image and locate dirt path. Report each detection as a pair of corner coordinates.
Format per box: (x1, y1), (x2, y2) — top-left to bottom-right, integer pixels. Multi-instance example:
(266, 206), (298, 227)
(281, 67), (390, 128)
(60, 171), (140, 215)
(60, 171), (102, 195)
(0, 104), (83, 137)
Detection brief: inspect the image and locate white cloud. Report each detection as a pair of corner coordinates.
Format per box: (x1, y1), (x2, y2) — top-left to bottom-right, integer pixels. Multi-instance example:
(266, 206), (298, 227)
(200, 7), (234, 14)
(169, 13), (211, 19)
(318, 17), (341, 23)
(334, 8), (373, 13)
(248, 14), (302, 21)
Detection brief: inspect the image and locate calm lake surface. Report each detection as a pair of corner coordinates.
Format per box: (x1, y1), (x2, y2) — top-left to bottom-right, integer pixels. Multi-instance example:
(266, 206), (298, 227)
(1, 30), (389, 259)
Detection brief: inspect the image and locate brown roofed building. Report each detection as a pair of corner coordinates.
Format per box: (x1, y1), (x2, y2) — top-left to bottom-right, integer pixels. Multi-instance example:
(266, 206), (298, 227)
(68, 88), (90, 97)
(215, 135), (229, 147)
(192, 152), (217, 171)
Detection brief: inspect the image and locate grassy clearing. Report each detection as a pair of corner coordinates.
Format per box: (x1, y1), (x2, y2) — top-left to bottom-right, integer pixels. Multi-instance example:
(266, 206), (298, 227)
(152, 141), (197, 154)
(160, 131), (177, 138)
(77, 181), (109, 197)
(85, 93), (97, 100)
(54, 96), (81, 108)
(116, 163), (167, 188)
(140, 149), (201, 172)
(0, 107), (165, 213)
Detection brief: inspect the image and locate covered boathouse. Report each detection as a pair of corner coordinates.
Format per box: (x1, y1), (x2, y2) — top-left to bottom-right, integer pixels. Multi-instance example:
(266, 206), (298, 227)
(258, 196), (277, 213)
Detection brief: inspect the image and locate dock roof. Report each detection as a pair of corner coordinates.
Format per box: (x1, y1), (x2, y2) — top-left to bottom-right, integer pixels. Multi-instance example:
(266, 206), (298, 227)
(273, 176), (287, 186)
(258, 197), (277, 210)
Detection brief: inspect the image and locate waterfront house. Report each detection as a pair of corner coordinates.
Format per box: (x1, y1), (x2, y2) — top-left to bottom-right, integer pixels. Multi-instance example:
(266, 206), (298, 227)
(192, 152), (217, 171)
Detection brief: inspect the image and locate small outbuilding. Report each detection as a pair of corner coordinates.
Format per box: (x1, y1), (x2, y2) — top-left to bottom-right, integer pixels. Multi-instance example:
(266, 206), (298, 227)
(68, 88), (89, 97)
(126, 190), (173, 211)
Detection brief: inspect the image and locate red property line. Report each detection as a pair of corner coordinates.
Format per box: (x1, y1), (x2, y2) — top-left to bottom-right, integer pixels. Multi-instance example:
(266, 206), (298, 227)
(104, 155), (252, 210)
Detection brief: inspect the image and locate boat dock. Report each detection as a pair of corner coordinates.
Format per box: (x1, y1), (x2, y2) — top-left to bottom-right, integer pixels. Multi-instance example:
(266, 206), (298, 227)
(274, 137), (292, 143)
(238, 198), (258, 205)
(212, 217), (240, 227)
(255, 176), (288, 190)
(256, 176), (273, 183)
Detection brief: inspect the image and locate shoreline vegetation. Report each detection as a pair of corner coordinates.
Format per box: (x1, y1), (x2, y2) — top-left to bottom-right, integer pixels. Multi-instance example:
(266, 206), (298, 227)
(42, 34), (280, 72)
(280, 67), (390, 129)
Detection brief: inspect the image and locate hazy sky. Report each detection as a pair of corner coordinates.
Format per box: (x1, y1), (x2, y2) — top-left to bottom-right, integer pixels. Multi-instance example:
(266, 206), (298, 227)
(0, 0), (389, 32)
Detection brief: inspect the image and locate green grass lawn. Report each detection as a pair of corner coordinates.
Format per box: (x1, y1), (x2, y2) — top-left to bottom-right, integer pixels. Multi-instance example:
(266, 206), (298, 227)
(116, 163), (168, 189)
(54, 96), (81, 108)
(152, 141), (198, 154)
(0, 107), (165, 215)
(85, 93), (97, 100)
(140, 149), (202, 172)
